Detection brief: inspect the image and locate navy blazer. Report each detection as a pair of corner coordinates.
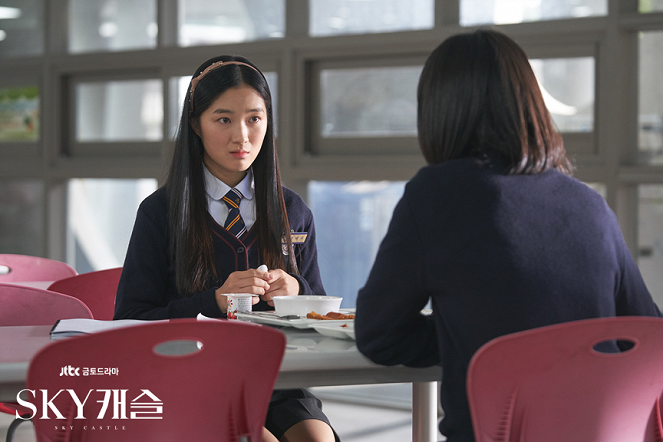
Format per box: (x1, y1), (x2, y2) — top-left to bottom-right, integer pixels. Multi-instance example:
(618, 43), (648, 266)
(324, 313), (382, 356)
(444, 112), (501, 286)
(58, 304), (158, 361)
(355, 157), (661, 442)
(114, 186), (325, 320)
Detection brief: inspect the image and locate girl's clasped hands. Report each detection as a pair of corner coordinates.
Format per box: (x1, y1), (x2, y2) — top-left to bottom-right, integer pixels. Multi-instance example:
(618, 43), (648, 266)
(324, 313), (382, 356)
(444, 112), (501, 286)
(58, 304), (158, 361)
(214, 265), (300, 313)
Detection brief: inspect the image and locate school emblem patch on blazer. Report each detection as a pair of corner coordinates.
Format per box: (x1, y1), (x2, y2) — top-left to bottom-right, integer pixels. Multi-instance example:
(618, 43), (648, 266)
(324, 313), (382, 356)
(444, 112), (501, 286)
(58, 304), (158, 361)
(282, 231), (308, 255)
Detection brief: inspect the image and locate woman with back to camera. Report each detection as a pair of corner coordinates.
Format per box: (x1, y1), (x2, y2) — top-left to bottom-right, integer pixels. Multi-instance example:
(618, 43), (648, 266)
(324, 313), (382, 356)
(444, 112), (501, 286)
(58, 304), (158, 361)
(354, 29), (661, 442)
(114, 55), (337, 442)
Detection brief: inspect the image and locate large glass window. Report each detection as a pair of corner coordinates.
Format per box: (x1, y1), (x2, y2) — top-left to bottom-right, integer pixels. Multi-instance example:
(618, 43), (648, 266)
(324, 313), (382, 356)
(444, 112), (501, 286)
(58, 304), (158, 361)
(67, 179), (157, 273)
(320, 66), (421, 138)
(310, 0), (434, 37)
(179, 0), (284, 46)
(76, 79), (163, 142)
(639, 31), (663, 165)
(318, 58), (593, 140)
(461, 0), (607, 26)
(585, 182), (606, 199)
(68, 0), (157, 53)
(0, 179), (43, 256)
(531, 57), (595, 133)
(0, 0), (43, 58)
(309, 181), (406, 308)
(638, 184), (663, 308)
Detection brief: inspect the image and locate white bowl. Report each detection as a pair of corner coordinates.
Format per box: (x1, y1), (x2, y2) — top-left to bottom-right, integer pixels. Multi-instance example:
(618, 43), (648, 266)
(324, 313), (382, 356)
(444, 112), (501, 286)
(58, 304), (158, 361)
(272, 296), (342, 317)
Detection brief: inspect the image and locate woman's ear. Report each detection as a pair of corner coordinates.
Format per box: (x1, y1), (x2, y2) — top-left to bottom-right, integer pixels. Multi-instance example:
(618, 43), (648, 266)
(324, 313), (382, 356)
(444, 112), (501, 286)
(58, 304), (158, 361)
(190, 119), (202, 138)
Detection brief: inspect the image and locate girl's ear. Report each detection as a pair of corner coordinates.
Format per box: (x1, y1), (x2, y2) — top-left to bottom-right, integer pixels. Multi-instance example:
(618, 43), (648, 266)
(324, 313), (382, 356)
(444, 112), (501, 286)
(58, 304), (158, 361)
(190, 119), (202, 138)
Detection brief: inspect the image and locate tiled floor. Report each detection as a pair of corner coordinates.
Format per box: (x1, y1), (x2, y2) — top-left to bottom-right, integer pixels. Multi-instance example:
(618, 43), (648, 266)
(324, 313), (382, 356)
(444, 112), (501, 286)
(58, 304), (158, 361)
(1, 385), (443, 441)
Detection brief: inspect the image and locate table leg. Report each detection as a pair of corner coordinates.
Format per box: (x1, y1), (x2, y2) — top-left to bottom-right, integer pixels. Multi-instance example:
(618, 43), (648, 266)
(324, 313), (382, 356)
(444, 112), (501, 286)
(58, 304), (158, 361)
(412, 381), (438, 442)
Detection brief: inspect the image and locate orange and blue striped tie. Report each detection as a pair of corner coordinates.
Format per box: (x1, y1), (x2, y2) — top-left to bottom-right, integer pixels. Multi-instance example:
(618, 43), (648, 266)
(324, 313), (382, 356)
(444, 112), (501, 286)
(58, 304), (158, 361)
(222, 188), (246, 238)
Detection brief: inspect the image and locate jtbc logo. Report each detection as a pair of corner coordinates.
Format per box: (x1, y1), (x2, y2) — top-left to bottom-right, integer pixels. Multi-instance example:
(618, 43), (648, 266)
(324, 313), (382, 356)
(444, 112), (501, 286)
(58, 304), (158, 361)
(59, 365), (80, 376)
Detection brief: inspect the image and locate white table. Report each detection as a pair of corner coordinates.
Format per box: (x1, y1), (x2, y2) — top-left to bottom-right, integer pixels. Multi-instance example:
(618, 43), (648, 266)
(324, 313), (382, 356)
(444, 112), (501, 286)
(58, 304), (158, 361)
(0, 325), (442, 442)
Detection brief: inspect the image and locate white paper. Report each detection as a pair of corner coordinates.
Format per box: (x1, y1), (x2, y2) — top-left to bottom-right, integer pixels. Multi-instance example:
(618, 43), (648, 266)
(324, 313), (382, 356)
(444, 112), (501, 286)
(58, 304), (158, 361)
(50, 318), (157, 337)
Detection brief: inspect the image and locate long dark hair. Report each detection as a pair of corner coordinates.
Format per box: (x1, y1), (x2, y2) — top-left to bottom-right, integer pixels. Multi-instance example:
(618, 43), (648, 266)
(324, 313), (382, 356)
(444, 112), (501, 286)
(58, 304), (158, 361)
(417, 29), (573, 175)
(167, 55), (297, 296)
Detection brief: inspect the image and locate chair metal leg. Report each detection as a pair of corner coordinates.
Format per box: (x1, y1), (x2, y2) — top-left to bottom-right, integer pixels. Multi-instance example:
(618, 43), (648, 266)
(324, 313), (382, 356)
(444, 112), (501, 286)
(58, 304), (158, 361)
(5, 419), (20, 442)
(6, 417), (30, 442)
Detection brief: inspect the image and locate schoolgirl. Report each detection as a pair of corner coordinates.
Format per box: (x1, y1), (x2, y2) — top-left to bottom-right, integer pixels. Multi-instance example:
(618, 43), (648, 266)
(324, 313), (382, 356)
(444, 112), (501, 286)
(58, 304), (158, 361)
(115, 55), (337, 442)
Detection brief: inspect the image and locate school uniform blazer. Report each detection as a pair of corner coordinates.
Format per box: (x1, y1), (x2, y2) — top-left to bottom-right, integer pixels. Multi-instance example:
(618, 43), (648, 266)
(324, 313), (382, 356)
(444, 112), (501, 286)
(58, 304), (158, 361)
(114, 186), (326, 320)
(354, 156), (662, 442)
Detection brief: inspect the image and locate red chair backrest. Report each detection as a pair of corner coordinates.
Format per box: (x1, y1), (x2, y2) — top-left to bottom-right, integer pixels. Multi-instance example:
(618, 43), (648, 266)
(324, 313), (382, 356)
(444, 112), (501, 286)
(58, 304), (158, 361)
(0, 254), (77, 282)
(0, 283), (92, 326)
(467, 316), (663, 442)
(26, 319), (286, 442)
(48, 267), (122, 320)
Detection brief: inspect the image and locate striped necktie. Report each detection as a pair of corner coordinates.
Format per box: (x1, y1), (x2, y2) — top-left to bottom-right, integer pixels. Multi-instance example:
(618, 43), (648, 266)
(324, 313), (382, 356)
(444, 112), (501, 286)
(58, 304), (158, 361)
(222, 188), (246, 238)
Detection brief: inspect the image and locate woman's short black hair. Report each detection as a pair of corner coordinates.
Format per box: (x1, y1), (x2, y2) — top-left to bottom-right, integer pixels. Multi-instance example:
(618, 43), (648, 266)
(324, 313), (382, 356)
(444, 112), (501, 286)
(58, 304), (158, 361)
(417, 29), (573, 175)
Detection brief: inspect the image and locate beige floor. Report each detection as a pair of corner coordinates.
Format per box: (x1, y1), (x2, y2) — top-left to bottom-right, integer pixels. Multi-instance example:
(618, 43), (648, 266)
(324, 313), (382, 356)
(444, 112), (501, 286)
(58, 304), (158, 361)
(0, 412), (34, 442)
(0, 385), (444, 442)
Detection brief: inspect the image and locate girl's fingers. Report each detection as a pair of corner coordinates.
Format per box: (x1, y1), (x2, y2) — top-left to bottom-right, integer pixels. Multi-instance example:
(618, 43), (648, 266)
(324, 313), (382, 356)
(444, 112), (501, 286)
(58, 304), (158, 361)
(256, 269), (272, 281)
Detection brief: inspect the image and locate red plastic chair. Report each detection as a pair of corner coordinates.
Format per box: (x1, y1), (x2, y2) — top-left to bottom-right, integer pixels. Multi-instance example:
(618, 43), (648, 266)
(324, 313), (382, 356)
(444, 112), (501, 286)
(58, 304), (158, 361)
(0, 254), (77, 282)
(26, 319), (286, 442)
(0, 283), (93, 442)
(47, 267), (122, 320)
(467, 316), (663, 442)
(0, 283), (92, 326)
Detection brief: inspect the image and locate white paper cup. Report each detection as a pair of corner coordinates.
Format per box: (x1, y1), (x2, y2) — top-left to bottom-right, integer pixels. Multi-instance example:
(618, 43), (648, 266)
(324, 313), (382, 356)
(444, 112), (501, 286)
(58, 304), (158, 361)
(226, 293), (254, 320)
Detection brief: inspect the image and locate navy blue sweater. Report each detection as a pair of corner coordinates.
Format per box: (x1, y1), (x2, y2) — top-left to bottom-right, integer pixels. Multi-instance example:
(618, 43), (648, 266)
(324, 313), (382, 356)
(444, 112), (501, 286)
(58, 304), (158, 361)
(114, 186), (326, 320)
(355, 157), (661, 442)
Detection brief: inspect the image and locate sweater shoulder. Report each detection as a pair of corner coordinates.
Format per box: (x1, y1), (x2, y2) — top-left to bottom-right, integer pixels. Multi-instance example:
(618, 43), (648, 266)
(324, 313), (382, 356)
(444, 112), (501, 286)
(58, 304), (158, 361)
(282, 186), (312, 217)
(140, 186), (168, 211)
(136, 186), (169, 227)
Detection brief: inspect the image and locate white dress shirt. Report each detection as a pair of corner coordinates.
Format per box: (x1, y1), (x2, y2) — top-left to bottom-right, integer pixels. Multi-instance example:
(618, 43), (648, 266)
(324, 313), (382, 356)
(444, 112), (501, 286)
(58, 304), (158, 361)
(204, 166), (256, 231)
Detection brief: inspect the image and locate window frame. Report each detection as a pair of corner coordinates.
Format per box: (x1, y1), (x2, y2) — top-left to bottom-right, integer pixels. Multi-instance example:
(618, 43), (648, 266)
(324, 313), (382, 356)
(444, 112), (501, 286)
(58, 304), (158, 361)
(0, 0), (658, 278)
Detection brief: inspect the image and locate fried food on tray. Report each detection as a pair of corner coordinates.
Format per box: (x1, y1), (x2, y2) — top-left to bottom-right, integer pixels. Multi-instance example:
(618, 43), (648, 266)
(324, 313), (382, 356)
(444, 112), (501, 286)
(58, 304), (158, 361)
(306, 311), (355, 320)
(306, 311), (326, 320)
(324, 311), (355, 320)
